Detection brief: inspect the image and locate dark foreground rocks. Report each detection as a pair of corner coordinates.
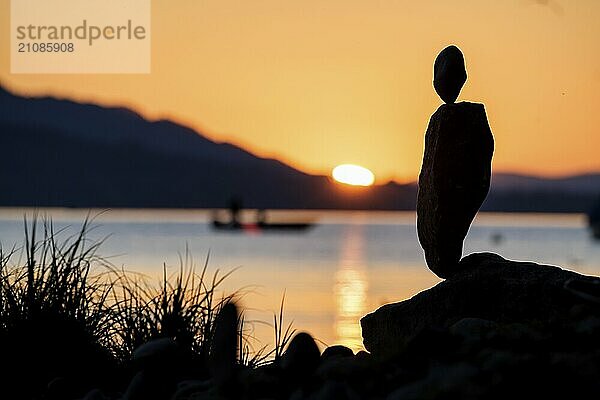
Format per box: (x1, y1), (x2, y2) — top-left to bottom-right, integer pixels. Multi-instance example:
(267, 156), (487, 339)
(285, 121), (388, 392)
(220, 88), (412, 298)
(113, 260), (600, 399)
(42, 254), (600, 399)
(417, 103), (494, 278)
(355, 253), (600, 398)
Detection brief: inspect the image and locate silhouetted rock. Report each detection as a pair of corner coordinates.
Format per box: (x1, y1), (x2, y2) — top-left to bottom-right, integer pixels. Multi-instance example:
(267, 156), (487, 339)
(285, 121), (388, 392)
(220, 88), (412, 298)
(433, 45), (467, 104)
(387, 362), (479, 400)
(564, 276), (600, 304)
(238, 364), (286, 399)
(124, 338), (180, 399)
(45, 376), (82, 400)
(321, 345), (354, 360)
(170, 380), (212, 399)
(209, 302), (239, 390)
(361, 253), (600, 354)
(132, 338), (178, 370)
(449, 317), (498, 342)
(417, 102), (494, 278)
(122, 371), (155, 400)
(316, 352), (373, 382)
(305, 381), (361, 400)
(81, 388), (110, 400)
(282, 332), (321, 379)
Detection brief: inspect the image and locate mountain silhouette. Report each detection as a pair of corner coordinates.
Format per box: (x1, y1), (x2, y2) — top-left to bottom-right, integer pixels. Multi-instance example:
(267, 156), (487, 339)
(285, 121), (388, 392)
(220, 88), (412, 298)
(0, 85), (416, 209)
(0, 85), (597, 212)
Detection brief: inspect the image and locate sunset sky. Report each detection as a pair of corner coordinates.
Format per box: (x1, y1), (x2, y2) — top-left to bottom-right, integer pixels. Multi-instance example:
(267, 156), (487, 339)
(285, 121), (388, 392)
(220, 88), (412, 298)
(1, 0), (599, 183)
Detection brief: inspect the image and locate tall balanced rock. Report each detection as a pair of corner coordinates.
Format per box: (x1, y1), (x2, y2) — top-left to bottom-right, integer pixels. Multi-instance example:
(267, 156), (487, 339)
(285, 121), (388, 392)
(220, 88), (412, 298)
(417, 46), (494, 279)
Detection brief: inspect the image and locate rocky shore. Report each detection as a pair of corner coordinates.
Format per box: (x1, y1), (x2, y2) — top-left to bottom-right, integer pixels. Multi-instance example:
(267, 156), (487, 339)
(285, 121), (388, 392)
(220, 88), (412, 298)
(58, 253), (599, 399)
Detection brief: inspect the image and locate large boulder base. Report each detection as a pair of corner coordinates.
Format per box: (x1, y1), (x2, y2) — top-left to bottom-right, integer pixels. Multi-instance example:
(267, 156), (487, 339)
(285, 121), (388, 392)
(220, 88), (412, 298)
(417, 102), (494, 278)
(361, 253), (600, 355)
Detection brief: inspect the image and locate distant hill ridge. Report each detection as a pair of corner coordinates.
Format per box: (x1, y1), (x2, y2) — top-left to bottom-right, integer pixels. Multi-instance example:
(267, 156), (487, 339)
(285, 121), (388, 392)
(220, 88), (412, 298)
(491, 172), (600, 195)
(0, 85), (598, 212)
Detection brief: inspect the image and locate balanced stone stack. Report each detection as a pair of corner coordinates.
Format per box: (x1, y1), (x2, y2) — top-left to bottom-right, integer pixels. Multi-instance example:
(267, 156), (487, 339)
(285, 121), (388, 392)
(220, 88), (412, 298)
(417, 45), (494, 279)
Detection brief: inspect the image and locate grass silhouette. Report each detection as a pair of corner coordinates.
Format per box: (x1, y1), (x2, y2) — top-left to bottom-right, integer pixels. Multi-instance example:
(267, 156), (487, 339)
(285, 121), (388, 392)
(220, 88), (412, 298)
(0, 216), (295, 398)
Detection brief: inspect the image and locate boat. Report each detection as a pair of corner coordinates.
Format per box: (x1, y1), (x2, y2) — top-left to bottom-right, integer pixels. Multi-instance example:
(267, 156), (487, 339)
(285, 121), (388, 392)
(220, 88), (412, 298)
(211, 220), (313, 232)
(211, 207), (313, 232)
(211, 204), (314, 232)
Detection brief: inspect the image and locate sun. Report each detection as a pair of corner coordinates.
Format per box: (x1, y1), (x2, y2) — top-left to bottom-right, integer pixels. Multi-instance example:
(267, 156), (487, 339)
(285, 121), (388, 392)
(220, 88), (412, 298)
(332, 164), (375, 186)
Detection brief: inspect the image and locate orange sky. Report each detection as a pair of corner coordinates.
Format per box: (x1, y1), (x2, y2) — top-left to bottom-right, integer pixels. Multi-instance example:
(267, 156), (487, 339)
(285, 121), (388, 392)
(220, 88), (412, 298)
(1, 0), (599, 183)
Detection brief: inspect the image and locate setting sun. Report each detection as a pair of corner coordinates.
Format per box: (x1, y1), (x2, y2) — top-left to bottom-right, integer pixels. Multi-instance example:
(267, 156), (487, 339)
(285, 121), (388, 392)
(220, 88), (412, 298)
(332, 164), (375, 186)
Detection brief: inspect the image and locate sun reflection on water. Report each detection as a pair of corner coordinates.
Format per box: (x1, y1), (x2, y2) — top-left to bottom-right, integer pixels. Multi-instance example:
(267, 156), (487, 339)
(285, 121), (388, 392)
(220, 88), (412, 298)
(334, 224), (368, 352)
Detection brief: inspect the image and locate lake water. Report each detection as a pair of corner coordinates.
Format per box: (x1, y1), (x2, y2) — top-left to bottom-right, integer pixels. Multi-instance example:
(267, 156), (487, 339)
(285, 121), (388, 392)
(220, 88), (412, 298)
(1, 208), (599, 353)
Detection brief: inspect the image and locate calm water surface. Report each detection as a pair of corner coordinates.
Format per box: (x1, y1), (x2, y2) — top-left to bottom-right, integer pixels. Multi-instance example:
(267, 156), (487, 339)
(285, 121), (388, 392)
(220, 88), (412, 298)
(1, 209), (599, 352)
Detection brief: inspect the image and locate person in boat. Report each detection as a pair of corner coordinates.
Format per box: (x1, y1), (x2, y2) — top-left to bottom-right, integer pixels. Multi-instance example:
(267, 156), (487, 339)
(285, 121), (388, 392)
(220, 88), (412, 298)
(256, 209), (267, 227)
(228, 197), (243, 227)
